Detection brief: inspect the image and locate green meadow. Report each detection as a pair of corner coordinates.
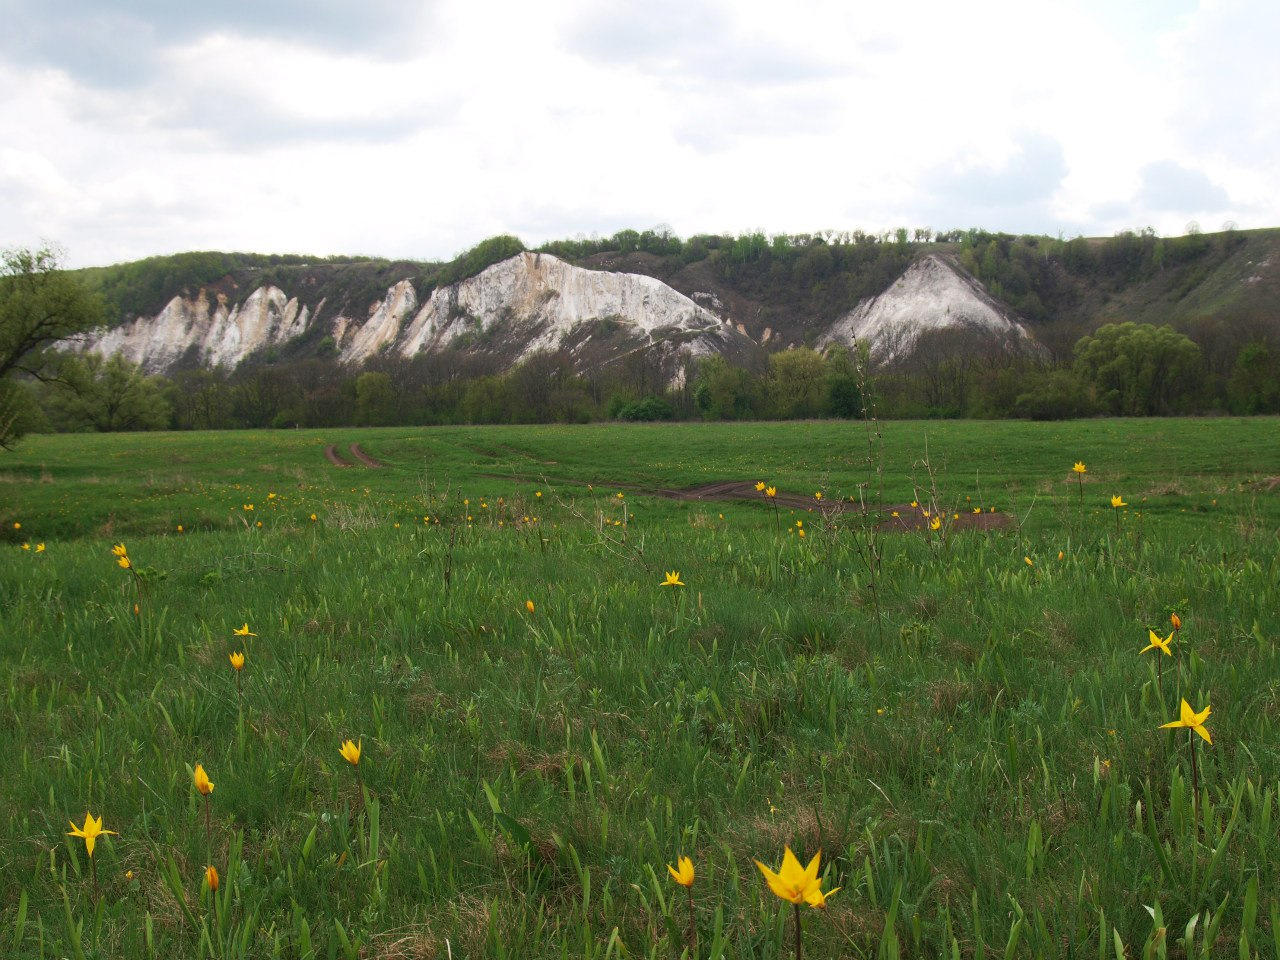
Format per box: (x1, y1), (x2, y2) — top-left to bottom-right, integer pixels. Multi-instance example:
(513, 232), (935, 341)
(2, 418), (1279, 959)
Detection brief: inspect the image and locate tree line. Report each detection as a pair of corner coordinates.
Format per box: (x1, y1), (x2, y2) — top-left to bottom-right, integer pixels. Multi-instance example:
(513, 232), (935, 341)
(9, 319), (1277, 442)
(4, 239), (1279, 450)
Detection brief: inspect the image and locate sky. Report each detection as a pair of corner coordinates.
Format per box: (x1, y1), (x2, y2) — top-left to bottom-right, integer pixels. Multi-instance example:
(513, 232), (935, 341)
(1, 0), (1276, 268)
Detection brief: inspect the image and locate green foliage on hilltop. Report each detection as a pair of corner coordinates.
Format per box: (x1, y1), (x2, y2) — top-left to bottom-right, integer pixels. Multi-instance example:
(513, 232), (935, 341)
(424, 234), (526, 292)
(75, 251), (412, 322)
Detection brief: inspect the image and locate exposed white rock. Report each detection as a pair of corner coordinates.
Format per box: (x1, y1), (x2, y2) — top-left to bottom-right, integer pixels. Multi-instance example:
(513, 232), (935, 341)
(82, 286), (309, 373)
(74, 253), (754, 377)
(335, 279), (417, 361)
(820, 254), (1040, 364)
(691, 291), (725, 313)
(388, 252), (739, 365)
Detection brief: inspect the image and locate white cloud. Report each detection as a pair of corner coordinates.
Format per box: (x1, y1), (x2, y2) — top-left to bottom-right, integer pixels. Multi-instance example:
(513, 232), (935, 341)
(0, 0), (1276, 266)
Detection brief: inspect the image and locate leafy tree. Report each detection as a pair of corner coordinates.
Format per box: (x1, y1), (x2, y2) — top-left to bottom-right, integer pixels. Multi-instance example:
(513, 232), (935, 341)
(1073, 322), (1202, 415)
(1, 246), (104, 447)
(355, 371), (396, 425)
(1227, 342), (1280, 414)
(693, 355), (762, 420)
(823, 346), (862, 418)
(168, 368), (233, 430)
(44, 353), (171, 432)
(765, 348), (827, 419)
(1012, 370), (1097, 420)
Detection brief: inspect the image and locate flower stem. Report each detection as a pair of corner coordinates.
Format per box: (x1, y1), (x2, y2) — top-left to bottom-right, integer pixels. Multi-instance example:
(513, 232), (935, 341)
(793, 902), (803, 960)
(686, 886), (697, 957)
(1190, 731), (1200, 820)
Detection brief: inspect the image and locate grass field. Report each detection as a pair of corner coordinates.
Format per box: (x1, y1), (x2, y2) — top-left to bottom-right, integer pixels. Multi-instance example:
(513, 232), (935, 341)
(2, 419), (1280, 959)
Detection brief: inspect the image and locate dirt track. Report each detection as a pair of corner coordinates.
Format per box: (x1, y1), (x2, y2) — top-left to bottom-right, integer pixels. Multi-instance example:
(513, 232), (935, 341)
(655, 480), (1013, 531)
(325, 443), (384, 468)
(349, 443), (383, 467)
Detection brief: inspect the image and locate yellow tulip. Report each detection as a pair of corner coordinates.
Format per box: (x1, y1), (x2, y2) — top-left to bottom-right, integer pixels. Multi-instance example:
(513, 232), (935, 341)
(661, 571), (684, 587)
(1160, 699), (1211, 744)
(340, 739), (362, 766)
(229, 651), (246, 671)
(754, 847), (839, 908)
(1139, 630), (1173, 657)
(67, 811), (117, 859)
(194, 763), (214, 796)
(205, 865), (219, 891)
(667, 855), (695, 887)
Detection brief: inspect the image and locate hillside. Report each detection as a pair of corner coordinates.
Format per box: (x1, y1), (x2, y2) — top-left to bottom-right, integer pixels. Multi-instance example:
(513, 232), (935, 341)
(66, 226), (1280, 389)
(555, 227), (1280, 365)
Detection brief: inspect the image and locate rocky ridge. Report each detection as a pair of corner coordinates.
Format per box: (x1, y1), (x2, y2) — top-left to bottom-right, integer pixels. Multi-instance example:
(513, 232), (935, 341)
(820, 254), (1041, 363)
(78, 253), (758, 376)
(76, 251), (1041, 376)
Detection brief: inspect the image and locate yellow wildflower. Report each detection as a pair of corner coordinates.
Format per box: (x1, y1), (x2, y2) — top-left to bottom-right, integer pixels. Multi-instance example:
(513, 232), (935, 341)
(194, 763), (214, 796)
(1140, 630), (1173, 657)
(754, 848), (839, 908)
(667, 855), (695, 887)
(1160, 699), (1211, 744)
(340, 739), (362, 766)
(67, 811), (117, 859)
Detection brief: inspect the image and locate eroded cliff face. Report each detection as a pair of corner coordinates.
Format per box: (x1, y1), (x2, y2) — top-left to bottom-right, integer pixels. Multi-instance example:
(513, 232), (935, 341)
(78, 253), (754, 375)
(84, 286), (310, 373)
(820, 255), (1041, 364)
(385, 252), (737, 364)
(76, 251), (1038, 377)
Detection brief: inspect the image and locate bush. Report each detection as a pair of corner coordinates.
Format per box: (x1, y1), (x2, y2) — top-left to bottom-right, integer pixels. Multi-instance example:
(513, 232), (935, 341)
(1013, 371), (1097, 420)
(616, 396), (674, 421)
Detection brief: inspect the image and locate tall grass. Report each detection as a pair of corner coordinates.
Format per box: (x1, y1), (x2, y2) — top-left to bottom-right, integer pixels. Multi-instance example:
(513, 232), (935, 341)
(2, 419), (1278, 957)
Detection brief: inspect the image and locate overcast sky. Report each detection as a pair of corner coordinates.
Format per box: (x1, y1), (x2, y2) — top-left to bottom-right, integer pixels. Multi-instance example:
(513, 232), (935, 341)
(1, 0), (1275, 267)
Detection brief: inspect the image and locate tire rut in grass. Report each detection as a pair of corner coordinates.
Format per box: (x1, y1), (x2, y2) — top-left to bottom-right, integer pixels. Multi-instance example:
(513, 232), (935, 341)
(349, 443), (383, 468)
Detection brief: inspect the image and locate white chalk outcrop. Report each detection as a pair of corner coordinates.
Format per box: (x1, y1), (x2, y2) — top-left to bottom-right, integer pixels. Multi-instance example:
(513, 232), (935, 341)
(78, 253), (753, 375)
(820, 255), (1040, 364)
(82, 286), (310, 373)
(375, 252), (738, 364)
